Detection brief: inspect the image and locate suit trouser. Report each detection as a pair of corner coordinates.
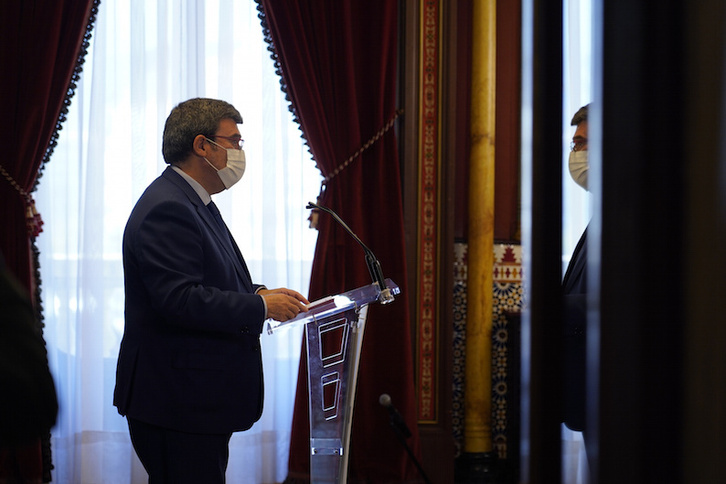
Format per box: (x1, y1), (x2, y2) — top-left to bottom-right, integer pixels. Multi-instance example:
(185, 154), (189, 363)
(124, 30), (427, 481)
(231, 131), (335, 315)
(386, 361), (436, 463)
(128, 417), (232, 484)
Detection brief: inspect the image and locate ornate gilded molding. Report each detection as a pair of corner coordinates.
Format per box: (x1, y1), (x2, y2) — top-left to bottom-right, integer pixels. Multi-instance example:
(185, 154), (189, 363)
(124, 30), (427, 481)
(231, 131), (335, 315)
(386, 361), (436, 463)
(417, 0), (441, 423)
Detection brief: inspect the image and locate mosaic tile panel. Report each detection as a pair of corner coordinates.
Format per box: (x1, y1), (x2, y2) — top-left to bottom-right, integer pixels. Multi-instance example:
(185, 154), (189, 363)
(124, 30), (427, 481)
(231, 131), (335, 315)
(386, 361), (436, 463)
(452, 242), (523, 459)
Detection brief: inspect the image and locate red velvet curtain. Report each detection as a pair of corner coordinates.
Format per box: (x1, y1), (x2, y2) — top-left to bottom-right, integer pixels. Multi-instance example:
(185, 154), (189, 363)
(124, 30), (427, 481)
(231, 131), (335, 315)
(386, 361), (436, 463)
(0, 1), (98, 482)
(0, 0), (97, 294)
(257, 1), (422, 482)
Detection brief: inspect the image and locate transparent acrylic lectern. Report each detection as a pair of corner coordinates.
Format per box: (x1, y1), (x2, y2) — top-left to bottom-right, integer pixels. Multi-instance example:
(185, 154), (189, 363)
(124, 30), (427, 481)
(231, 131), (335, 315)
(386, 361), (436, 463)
(267, 279), (399, 484)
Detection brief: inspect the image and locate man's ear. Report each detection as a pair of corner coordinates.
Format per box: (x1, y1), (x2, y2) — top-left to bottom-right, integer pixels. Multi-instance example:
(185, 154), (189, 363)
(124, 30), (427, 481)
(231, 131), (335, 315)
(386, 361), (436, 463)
(192, 134), (208, 157)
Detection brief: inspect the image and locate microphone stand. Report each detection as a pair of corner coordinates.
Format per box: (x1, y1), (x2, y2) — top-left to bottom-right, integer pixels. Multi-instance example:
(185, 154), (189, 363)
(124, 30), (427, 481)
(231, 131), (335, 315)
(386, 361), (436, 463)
(385, 409), (433, 484)
(307, 201), (394, 304)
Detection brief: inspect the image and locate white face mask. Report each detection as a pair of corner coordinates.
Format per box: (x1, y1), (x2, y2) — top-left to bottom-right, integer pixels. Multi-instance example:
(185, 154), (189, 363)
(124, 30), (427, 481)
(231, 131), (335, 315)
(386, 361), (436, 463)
(204, 138), (246, 189)
(568, 150), (588, 190)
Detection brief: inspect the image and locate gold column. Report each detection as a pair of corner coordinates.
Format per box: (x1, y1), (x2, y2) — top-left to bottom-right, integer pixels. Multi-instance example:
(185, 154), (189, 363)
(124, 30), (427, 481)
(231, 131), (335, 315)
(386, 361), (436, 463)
(464, 0), (496, 454)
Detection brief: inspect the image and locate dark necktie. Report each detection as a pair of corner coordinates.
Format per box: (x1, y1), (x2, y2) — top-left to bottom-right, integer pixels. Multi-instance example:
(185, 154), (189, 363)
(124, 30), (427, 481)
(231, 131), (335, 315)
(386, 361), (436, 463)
(206, 201), (252, 291)
(207, 200), (236, 251)
(207, 201), (226, 231)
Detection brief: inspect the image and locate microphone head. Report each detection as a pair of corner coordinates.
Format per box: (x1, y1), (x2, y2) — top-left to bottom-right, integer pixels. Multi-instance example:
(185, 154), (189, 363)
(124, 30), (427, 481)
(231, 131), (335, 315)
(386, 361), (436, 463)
(378, 287), (395, 304)
(379, 393), (392, 407)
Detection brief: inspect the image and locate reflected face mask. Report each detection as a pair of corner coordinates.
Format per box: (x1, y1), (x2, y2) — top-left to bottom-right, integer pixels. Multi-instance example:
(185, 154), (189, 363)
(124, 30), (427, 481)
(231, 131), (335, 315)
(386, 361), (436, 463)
(568, 150), (588, 190)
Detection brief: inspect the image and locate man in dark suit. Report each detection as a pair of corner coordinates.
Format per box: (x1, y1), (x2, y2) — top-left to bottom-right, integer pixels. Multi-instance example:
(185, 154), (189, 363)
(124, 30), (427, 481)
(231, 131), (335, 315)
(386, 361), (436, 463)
(562, 104), (589, 433)
(113, 98), (309, 483)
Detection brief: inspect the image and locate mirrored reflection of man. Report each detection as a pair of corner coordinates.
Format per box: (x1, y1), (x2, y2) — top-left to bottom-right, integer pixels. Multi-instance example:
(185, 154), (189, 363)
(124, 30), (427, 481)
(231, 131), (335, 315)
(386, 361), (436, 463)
(562, 104), (589, 434)
(113, 98), (309, 484)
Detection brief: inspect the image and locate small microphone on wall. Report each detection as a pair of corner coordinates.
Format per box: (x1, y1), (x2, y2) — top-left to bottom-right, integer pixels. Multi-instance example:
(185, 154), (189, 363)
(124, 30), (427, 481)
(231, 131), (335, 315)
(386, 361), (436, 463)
(379, 393), (411, 438)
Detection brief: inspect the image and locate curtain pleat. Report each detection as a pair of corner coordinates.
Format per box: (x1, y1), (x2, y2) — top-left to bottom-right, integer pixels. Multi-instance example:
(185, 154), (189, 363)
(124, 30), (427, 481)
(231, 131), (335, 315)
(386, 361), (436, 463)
(258, 1), (422, 481)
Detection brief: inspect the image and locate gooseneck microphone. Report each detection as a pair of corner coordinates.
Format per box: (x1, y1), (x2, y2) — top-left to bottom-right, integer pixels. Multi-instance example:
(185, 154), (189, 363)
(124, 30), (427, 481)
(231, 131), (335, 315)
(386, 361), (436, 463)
(307, 201), (394, 304)
(379, 393), (433, 484)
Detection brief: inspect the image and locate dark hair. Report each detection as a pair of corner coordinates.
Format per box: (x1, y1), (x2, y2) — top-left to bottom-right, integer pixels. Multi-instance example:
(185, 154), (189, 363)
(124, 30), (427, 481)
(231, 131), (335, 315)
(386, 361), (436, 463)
(570, 104), (589, 126)
(161, 98), (243, 164)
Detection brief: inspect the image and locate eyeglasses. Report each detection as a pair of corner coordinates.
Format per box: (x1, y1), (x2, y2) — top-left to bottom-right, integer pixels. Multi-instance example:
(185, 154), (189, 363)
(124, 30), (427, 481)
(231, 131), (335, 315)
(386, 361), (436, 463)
(570, 138), (588, 152)
(210, 135), (244, 150)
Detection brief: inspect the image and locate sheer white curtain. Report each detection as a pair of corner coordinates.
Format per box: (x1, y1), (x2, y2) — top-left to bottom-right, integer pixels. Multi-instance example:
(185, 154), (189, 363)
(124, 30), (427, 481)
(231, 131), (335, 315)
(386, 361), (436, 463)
(562, 0), (593, 482)
(35, 1), (320, 482)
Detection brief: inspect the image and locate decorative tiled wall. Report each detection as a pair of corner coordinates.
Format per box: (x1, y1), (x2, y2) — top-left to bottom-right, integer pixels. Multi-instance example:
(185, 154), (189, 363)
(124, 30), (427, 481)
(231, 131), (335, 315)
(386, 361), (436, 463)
(452, 242), (523, 459)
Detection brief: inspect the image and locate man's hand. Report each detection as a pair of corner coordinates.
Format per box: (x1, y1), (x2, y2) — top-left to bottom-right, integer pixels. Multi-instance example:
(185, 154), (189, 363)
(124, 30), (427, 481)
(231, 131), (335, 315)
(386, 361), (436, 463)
(259, 288), (310, 322)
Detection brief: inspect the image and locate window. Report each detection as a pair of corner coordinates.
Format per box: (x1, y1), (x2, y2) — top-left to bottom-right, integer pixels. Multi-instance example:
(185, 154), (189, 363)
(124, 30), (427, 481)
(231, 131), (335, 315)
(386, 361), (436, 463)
(35, 1), (320, 482)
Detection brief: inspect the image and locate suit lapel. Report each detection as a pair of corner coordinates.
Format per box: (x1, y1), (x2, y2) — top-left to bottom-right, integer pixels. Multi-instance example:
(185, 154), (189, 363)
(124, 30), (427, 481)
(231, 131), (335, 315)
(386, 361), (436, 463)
(163, 167), (254, 292)
(563, 226), (588, 293)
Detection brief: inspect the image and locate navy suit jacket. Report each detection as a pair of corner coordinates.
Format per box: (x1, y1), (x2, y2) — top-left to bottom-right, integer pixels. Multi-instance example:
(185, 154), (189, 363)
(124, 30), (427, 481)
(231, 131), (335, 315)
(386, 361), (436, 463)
(562, 226), (588, 432)
(114, 167), (266, 434)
